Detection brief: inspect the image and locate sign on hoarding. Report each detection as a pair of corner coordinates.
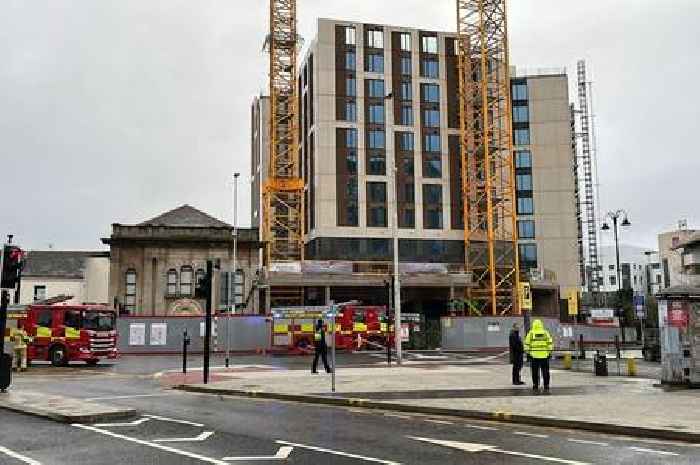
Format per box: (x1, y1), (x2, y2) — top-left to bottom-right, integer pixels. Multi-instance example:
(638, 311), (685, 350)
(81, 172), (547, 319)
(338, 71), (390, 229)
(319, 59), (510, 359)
(129, 323), (145, 346)
(668, 301), (689, 328)
(566, 289), (579, 316)
(519, 282), (532, 311)
(150, 323), (167, 346)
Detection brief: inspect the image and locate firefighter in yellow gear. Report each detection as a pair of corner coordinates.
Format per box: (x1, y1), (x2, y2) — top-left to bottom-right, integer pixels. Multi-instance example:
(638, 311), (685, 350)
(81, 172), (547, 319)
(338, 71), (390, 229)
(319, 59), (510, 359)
(524, 319), (553, 394)
(8, 329), (30, 372)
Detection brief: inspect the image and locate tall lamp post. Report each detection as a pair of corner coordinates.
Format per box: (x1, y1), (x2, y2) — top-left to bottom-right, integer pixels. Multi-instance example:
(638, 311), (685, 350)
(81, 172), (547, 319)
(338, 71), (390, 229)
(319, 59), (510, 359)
(601, 210), (631, 339)
(226, 172), (240, 369)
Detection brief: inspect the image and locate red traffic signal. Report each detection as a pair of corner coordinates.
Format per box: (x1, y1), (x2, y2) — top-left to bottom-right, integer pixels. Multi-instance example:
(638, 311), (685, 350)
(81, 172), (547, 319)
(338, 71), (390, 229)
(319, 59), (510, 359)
(1, 246), (25, 290)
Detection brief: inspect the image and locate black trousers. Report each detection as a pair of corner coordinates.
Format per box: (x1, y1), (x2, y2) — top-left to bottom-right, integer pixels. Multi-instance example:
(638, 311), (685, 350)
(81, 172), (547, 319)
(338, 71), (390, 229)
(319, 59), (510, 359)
(531, 357), (550, 389)
(312, 347), (331, 373)
(512, 356), (523, 384)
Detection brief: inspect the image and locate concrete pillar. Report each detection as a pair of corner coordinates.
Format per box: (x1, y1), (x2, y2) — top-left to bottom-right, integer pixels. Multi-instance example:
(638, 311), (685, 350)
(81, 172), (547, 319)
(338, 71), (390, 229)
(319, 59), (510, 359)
(265, 286), (271, 314)
(325, 286), (331, 305)
(449, 285), (455, 300)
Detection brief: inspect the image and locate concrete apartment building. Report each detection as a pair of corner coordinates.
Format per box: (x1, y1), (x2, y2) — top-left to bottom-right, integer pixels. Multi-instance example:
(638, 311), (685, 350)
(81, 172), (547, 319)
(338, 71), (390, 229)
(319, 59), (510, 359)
(658, 227), (700, 290)
(252, 19), (580, 316)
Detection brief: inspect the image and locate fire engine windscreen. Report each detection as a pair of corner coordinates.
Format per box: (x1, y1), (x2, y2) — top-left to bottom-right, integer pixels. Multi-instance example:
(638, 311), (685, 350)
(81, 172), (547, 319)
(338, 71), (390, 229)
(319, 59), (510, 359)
(82, 311), (116, 331)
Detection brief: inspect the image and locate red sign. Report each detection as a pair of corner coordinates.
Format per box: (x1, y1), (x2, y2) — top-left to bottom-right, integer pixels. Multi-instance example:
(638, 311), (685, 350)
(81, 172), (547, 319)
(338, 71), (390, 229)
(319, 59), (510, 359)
(668, 302), (689, 328)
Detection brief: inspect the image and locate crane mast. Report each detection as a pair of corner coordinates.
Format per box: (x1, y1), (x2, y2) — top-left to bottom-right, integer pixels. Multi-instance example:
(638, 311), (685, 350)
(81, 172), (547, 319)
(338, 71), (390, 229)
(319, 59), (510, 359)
(265, 0), (304, 266)
(456, 0), (520, 315)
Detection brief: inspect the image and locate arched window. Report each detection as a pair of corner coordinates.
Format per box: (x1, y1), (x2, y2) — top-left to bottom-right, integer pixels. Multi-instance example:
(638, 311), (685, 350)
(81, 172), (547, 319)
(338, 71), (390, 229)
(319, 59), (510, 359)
(125, 269), (137, 312)
(180, 266), (193, 296)
(195, 269), (206, 297)
(166, 269), (178, 296)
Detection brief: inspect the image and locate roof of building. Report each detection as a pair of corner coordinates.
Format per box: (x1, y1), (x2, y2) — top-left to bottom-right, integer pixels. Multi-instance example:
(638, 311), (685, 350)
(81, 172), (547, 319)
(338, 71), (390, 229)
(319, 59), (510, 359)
(136, 205), (231, 228)
(22, 251), (109, 279)
(675, 231), (700, 249)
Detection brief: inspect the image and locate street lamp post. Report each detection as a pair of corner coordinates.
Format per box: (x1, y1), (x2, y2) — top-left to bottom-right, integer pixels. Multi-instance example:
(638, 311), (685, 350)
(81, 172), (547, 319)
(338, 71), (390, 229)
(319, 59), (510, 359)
(226, 172), (240, 369)
(601, 210), (631, 340)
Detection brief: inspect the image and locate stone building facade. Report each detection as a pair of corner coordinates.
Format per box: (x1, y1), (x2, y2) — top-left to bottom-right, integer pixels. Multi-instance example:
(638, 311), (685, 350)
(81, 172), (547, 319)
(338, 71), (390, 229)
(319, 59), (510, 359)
(102, 205), (262, 316)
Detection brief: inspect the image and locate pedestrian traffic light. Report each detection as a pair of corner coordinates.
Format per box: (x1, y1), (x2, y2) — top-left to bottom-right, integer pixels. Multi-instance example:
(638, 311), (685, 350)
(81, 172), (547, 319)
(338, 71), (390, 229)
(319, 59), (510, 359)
(195, 266), (212, 299)
(1, 246), (25, 290)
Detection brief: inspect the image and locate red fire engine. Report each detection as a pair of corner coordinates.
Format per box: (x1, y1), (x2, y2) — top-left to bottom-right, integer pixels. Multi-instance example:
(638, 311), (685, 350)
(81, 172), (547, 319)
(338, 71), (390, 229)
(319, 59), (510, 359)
(7, 302), (118, 366)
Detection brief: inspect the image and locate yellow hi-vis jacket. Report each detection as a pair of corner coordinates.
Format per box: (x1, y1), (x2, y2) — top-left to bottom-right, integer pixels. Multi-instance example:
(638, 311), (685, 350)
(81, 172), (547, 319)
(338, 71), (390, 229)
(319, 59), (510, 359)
(524, 319), (553, 359)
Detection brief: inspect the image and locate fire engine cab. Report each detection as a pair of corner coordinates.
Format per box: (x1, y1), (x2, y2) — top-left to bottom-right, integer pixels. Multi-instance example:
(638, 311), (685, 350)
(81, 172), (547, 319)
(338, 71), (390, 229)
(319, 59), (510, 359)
(7, 301), (118, 366)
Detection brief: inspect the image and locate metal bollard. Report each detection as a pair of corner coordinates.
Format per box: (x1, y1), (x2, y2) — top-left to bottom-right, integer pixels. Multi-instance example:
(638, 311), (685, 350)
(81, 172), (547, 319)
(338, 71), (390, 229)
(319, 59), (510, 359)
(627, 358), (637, 377)
(563, 352), (572, 370)
(182, 330), (191, 374)
(614, 336), (621, 376)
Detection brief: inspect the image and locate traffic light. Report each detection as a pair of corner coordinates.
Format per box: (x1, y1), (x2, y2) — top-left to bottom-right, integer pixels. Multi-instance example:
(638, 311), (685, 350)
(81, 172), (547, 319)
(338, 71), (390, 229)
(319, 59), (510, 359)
(195, 268), (211, 299)
(1, 246), (25, 290)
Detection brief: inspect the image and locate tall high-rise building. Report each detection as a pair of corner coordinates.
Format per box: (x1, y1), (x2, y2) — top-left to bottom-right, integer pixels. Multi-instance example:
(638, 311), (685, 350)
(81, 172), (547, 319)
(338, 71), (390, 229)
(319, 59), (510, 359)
(252, 19), (581, 314)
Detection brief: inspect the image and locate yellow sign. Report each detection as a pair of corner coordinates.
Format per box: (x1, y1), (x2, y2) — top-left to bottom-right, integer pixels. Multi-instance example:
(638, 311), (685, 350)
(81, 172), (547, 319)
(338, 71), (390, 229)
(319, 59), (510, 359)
(518, 282), (532, 311)
(567, 288), (579, 316)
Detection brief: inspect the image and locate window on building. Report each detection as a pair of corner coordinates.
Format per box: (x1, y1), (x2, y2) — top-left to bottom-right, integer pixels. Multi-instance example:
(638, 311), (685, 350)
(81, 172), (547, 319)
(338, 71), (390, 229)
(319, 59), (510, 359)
(423, 109), (440, 128)
(423, 158), (441, 178)
(367, 182), (387, 227)
(366, 53), (384, 73)
(400, 56), (412, 75)
(398, 132), (414, 151)
(403, 208), (415, 228)
(399, 105), (413, 125)
(519, 244), (538, 269)
(33, 285), (46, 302)
(366, 29), (383, 48)
(345, 26), (356, 45)
(423, 184), (443, 229)
(368, 104), (385, 124)
(345, 51), (356, 70)
(400, 32), (411, 51)
(518, 220), (535, 239)
(400, 155), (415, 176)
(421, 84), (440, 102)
(367, 152), (385, 175)
(421, 35), (438, 53)
(344, 101), (356, 121)
(515, 150), (532, 169)
(125, 269), (137, 312)
(367, 79), (385, 98)
(514, 128), (530, 145)
(423, 133), (441, 152)
(180, 266), (193, 296)
(609, 264), (615, 270)
(347, 149), (358, 174)
(517, 196), (534, 215)
(400, 81), (412, 100)
(368, 130), (385, 149)
(346, 128), (358, 147)
(656, 274), (662, 284)
(609, 276), (617, 286)
(512, 82), (528, 100)
(195, 269), (206, 296)
(421, 58), (439, 78)
(346, 77), (356, 96)
(634, 275), (638, 285)
(516, 174), (532, 191)
(166, 269), (177, 296)
(513, 105), (529, 123)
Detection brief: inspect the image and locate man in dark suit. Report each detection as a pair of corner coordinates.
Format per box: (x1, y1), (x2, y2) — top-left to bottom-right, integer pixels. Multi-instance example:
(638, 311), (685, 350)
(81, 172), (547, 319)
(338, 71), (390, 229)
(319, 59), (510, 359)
(509, 323), (525, 385)
(312, 319), (332, 374)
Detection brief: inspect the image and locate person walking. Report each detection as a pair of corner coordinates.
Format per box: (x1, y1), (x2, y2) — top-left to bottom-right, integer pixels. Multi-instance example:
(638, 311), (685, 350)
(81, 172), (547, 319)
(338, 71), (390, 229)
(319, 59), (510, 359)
(524, 319), (553, 394)
(509, 323), (525, 385)
(312, 319), (332, 374)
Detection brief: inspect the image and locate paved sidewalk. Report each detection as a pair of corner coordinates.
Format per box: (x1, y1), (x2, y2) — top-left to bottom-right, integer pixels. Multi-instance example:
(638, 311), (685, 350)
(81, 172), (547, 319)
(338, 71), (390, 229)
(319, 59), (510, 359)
(0, 390), (136, 423)
(178, 363), (700, 442)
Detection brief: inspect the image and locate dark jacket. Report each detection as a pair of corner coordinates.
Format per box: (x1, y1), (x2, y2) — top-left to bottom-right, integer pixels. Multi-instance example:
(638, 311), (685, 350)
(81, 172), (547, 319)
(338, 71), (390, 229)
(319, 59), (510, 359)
(509, 329), (524, 363)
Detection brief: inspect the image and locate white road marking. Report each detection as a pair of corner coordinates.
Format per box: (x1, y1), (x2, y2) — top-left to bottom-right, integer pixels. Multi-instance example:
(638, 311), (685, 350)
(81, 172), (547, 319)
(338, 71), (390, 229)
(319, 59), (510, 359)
(95, 417), (151, 427)
(567, 438), (609, 447)
(144, 414), (205, 427)
(72, 424), (230, 465)
(409, 436), (591, 465)
(514, 431), (549, 439)
(154, 431), (214, 443)
(629, 446), (679, 457)
(222, 446), (294, 461)
(276, 440), (401, 465)
(462, 424), (498, 431)
(383, 413), (412, 420)
(0, 446), (42, 465)
(424, 419), (454, 425)
(85, 393), (171, 401)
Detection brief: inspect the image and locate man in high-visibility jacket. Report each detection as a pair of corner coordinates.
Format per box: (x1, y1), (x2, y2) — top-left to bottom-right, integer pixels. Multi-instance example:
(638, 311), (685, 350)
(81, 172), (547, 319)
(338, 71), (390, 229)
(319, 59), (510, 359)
(524, 319), (553, 394)
(311, 319), (332, 374)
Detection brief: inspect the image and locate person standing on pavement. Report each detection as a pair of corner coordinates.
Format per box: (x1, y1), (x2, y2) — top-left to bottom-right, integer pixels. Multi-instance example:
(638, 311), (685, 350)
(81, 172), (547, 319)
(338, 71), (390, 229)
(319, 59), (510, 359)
(523, 319), (553, 394)
(312, 319), (332, 374)
(509, 323), (525, 385)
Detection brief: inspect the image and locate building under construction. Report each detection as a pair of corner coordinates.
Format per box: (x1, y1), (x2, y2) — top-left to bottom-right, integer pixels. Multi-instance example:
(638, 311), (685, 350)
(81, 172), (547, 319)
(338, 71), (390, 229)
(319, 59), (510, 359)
(251, 16), (581, 341)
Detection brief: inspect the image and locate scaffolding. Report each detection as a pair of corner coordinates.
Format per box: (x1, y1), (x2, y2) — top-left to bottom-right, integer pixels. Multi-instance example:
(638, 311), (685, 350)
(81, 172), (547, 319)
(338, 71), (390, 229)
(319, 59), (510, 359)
(264, 0), (304, 267)
(576, 60), (600, 295)
(456, 0), (520, 315)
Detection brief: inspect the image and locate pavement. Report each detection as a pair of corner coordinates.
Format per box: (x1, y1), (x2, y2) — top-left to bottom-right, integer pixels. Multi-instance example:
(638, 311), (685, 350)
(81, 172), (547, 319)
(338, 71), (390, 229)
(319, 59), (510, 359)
(1, 353), (699, 464)
(0, 390), (136, 423)
(177, 361), (700, 443)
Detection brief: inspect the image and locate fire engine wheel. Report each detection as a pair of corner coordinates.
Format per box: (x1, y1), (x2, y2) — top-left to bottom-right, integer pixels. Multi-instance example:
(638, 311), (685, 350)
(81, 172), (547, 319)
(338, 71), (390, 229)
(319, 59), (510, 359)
(85, 359), (99, 366)
(49, 346), (68, 367)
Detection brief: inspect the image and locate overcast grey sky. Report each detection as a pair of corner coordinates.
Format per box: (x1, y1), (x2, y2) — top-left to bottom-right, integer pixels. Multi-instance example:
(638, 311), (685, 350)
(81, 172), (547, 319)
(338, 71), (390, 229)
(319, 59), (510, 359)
(1, 0), (698, 253)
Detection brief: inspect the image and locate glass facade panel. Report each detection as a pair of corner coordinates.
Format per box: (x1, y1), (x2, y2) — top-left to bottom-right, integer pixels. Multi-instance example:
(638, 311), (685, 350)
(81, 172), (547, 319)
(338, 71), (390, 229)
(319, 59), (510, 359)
(368, 104), (385, 123)
(512, 82), (528, 100)
(421, 36), (438, 53)
(423, 134), (441, 152)
(366, 53), (384, 73)
(515, 150), (532, 168)
(423, 109), (440, 127)
(518, 220), (535, 239)
(421, 84), (440, 102)
(368, 130), (385, 149)
(400, 56), (412, 75)
(513, 105), (529, 123)
(517, 196), (534, 215)
(421, 59), (439, 78)
(514, 129), (530, 145)
(398, 132), (414, 151)
(367, 79), (385, 98)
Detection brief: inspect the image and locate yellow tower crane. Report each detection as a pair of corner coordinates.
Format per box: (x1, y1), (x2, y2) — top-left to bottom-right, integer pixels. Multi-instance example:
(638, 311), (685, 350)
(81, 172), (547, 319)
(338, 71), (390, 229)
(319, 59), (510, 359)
(456, 0), (521, 315)
(265, 0), (304, 268)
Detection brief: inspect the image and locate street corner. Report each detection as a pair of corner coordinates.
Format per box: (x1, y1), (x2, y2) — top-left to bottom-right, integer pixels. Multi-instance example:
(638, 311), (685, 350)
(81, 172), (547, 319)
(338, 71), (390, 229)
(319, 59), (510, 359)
(156, 365), (283, 387)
